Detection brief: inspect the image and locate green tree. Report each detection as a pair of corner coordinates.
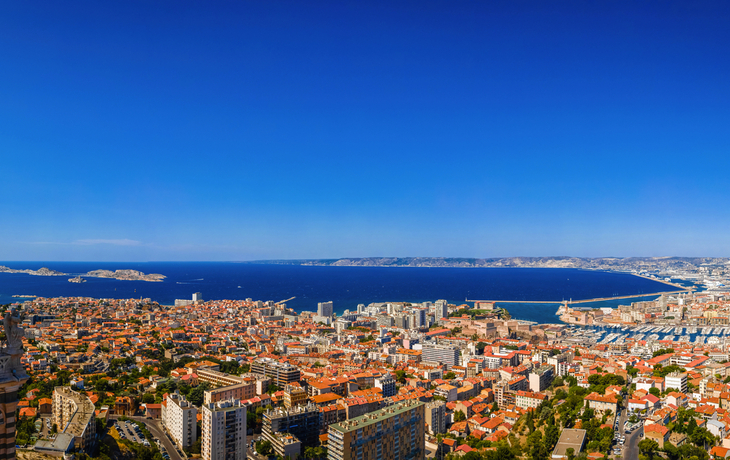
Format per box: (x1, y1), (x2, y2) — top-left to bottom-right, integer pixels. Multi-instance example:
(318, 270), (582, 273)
(454, 410), (466, 422)
(186, 383), (210, 406)
(256, 440), (274, 456)
(638, 438), (659, 457)
(544, 424), (559, 452)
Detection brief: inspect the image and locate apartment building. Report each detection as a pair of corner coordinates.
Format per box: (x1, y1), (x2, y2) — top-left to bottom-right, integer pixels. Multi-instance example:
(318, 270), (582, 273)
(665, 372), (688, 394)
(374, 374), (396, 398)
(202, 400), (247, 460)
(421, 343), (459, 369)
(425, 401), (446, 435)
(204, 380), (257, 406)
(284, 384), (308, 409)
(51, 387), (96, 453)
(327, 399), (425, 460)
(197, 367), (247, 388)
(515, 390), (547, 410)
(529, 365), (554, 392)
(162, 391), (198, 450)
(263, 403), (321, 448)
(251, 358), (301, 387)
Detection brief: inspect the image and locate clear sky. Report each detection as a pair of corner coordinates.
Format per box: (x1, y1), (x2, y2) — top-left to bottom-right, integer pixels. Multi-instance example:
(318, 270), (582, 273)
(2, 1), (730, 261)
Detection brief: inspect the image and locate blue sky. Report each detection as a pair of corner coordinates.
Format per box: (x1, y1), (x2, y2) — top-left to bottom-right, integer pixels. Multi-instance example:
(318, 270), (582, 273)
(1, 1), (729, 261)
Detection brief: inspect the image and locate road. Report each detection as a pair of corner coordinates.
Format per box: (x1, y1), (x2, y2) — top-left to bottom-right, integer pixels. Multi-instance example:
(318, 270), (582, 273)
(622, 416), (643, 460)
(130, 416), (186, 460)
(110, 415), (185, 460)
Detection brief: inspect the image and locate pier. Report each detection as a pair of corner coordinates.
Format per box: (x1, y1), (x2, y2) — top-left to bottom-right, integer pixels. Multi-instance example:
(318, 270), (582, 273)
(466, 289), (691, 306)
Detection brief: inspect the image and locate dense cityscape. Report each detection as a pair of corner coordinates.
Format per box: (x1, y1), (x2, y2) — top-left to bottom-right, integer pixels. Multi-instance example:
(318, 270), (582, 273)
(3, 2), (729, 460)
(3, 277), (730, 460)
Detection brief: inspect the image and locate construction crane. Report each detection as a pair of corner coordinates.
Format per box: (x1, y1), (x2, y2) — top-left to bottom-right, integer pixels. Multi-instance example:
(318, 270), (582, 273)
(276, 297), (296, 305)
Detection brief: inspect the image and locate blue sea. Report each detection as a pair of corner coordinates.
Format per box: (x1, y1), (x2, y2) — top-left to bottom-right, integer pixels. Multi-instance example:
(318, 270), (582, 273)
(0, 262), (690, 324)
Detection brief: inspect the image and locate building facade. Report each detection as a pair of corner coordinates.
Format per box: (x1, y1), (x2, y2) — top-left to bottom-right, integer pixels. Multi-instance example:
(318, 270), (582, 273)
(665, 372), (688, 394)
(327, 399), (425, 460)
(425, 401), (446, 435)
(263, 403), (321, 448)
(202, 400), (247, 460)
(251, 358), (301, 388)
(52, 387), (96, 453)
(374, 374), (396, 398)
(421, 343), (459, 369)
(162, 391), (198, 450)
(528, 365), (554, 392)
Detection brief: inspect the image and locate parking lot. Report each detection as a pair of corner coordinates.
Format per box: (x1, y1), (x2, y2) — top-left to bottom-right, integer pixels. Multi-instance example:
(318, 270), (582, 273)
(111, 419), (151, 448)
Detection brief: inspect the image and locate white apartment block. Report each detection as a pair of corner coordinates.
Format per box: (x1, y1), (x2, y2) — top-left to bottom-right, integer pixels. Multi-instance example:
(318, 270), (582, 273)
(421, 343), (459, 369)
(162, 391), (198, 450)
(202, 400), (247, 460)
(374, 374), (397, 397)
(665, 372), (688, 394)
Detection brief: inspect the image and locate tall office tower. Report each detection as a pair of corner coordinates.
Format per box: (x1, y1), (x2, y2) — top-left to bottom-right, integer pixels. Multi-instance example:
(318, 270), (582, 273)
(328, 399), (425, 460)
(318, 301), (334, 317)
(202, 400), (247, 460)
(193, 292), (203, 302)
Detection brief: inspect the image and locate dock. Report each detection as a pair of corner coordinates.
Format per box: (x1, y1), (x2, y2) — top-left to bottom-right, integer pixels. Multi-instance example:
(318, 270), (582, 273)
(466, 289), (691, 306)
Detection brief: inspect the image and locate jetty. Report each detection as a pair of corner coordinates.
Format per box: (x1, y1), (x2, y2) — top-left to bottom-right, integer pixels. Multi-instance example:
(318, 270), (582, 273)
(466, 289), (691, 306)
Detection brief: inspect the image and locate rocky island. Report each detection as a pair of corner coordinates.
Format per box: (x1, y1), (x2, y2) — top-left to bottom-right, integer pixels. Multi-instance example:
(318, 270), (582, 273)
(0, 265), (165, 282)
(0, 266), (65, 276)
(83, 269), (165, 282)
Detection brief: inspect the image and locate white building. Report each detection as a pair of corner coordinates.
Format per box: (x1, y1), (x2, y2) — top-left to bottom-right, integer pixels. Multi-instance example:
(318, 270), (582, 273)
(374, 374), (397, 397)
(162, 391), (198, 450)
(317, 301), (334, 317)
(665, 372), (688, 394)
(436, 300), (448, 321)
(202, 400), (247, 460)
(529, 365), (554, 392)
(421, 343), (459, 369)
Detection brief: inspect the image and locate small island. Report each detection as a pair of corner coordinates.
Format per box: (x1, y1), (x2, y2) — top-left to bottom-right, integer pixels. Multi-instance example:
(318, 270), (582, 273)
(0, 265), (165, 282)
(0, 266), (65, 276)
(83, 269), (166, 282)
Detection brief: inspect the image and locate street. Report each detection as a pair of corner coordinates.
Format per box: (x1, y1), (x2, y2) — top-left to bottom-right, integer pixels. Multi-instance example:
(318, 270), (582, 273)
(129, 416), (186, 460)
(620, 411), (643, 460)
(109, 415), (185, 460)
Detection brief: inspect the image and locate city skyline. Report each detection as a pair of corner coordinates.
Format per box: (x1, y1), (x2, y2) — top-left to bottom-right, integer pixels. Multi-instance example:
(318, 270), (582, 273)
(2, 1), (730, 261)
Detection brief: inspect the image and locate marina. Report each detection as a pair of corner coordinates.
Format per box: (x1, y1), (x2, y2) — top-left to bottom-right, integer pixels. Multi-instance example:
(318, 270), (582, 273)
(562, 322), (730, 351)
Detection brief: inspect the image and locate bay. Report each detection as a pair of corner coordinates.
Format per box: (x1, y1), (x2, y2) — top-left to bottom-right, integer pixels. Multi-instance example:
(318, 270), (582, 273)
(0, 262), (685, 324)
